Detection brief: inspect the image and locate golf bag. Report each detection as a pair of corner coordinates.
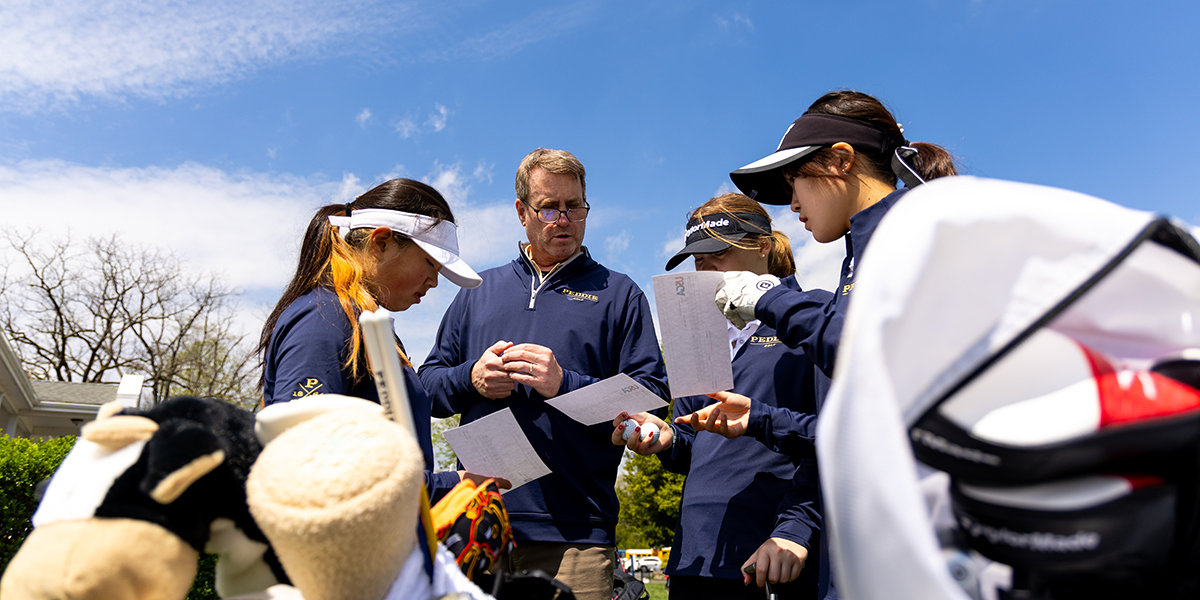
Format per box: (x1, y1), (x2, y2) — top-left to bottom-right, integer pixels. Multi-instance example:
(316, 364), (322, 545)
(814, 177), (1200, 599)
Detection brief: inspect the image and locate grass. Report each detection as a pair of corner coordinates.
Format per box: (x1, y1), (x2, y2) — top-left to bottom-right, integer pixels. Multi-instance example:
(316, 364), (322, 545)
(645, 581), (667, 600)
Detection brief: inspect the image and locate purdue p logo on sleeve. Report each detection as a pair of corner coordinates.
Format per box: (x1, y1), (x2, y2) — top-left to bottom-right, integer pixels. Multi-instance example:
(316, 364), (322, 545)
(292, 377), (324, 398)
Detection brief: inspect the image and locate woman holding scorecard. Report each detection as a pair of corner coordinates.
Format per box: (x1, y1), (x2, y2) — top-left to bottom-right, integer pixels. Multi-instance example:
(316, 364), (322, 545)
(613, 193), (828, 599)
(258, 178), (502, 502)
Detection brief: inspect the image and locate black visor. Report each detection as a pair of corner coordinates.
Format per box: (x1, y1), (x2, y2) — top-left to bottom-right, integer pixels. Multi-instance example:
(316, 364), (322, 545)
(730, 113), (905, 205)
(665, 212), (772, 270)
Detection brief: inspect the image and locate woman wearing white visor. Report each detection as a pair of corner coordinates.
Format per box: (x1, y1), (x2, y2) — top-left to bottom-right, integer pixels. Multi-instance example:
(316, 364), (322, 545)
(258, 178), (497, 503)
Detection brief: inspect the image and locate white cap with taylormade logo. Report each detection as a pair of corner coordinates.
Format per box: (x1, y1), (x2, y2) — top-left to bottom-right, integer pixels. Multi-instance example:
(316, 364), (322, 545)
(328, 209), (483, 288)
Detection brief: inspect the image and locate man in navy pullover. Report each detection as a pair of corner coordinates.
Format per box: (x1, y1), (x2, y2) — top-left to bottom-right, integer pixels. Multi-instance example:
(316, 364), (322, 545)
(419, 148), (668, 600)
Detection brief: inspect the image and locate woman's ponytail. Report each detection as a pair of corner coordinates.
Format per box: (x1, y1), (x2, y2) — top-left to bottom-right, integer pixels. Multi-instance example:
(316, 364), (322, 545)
(907, 142), (958, 182)
(767, 230), (796, 278)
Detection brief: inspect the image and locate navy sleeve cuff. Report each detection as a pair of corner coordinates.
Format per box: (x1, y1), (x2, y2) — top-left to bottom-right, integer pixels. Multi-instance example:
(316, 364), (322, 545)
(754, 285), (792, 329)
(558, 367), (600, 397)
(425, 469), (463, 505)
(770, 518), (816, 550)
(746, 398), (771, 445)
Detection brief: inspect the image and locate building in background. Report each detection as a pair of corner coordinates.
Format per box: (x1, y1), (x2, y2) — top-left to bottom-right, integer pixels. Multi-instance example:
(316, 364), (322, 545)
(0, 332), (142, 438)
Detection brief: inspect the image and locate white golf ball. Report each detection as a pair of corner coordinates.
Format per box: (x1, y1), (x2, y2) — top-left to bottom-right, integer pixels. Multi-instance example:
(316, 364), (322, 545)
(621, 419), (659, 444)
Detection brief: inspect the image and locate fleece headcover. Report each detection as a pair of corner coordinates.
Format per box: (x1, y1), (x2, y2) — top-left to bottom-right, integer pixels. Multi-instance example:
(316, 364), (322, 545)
(248, 395), (426, 600)
(1, 396), (285, 600)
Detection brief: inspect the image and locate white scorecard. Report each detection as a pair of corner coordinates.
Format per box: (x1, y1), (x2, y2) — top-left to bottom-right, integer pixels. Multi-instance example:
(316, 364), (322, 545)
(545, 373), (668, 425)
(443, 409), (552, 492)
(652, 271), (735, 398)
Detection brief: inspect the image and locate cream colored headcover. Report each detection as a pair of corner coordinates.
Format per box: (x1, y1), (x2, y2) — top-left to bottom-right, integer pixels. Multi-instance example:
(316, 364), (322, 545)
(248, 395), (423, 600)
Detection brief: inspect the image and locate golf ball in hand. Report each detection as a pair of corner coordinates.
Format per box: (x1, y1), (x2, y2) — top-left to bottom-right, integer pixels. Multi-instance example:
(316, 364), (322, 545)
(621, 419), (659, 444)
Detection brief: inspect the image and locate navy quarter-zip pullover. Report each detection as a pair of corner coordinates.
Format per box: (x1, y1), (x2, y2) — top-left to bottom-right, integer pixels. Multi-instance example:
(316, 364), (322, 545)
(661, 276), (823, 595)
(419, 245), (668, 545)
(742, 188), (908, 600)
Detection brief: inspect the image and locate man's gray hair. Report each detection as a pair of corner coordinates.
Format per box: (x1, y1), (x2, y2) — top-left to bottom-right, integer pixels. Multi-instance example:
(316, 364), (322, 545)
(515, 148), (586, 202)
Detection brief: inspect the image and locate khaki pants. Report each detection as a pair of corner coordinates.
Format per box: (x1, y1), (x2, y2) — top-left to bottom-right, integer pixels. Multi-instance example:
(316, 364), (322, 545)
(504, 542), (615, 600)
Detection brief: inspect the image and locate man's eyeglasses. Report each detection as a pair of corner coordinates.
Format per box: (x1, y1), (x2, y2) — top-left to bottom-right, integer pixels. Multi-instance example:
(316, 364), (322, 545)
(522, 199), (590, 223)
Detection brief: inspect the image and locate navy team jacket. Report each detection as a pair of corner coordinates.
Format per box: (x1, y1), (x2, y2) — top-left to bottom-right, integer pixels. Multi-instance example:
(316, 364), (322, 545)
(418, 246), (669, 546)
(757, 187), (908, 380)
(752, 187), (910, 444)
(744, 188), (908, 600)
(661, 275), (824, 591)
(262, 287), (461, 502)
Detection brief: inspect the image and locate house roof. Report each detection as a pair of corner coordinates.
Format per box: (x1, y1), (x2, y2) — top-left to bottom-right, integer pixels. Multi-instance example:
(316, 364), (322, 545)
(30, 380), (120, 405)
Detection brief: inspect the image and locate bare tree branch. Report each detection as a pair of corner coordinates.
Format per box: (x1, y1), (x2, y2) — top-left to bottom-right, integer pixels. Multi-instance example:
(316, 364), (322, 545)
(0, 230), (258, 407)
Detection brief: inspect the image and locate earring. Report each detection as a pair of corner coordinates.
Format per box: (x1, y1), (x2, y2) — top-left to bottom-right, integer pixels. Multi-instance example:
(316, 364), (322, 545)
(760, 253), (766, 258)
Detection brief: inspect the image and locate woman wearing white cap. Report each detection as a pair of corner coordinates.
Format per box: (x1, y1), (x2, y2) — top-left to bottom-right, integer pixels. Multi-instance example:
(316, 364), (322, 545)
(257, 178), (493, 502)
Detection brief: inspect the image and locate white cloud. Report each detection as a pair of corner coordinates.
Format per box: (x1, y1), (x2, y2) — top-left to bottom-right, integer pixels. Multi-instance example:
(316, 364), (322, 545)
(394, 118), (418, 138)
(0, 0), (422, 112)
(0, 158), (528, 368)
(0, 160), (341, 290)
(605, 231), (631, 255)
(661, 231), (685, 260)
(426, 104), (451, 132)
(715, 12), (755, 33)
(0, 160), (353, 343)
(425, 4), (597, 62)
(356, 108), (373, 127)
(473, 161), (495, 186)
(713, 181), (739, 197)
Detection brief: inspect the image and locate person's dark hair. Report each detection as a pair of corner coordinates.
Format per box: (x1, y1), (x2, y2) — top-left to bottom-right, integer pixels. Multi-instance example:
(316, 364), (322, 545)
(787, 90), (958, 186)
(692, 193), (796, 278)
(257, 178), (455, 387)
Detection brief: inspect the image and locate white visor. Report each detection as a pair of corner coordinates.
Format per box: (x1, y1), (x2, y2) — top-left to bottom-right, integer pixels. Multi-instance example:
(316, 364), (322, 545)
(328, 208), (483, 288)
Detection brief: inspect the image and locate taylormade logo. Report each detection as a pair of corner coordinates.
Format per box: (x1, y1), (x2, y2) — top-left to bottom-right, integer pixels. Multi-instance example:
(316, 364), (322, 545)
(910, 428), (1001, 466)
(959, 515), (1101, 553)
(685, 218), (729, 238)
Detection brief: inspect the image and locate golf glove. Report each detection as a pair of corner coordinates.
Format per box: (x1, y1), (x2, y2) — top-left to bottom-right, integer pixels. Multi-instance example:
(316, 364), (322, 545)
(715, 271), (780, 329)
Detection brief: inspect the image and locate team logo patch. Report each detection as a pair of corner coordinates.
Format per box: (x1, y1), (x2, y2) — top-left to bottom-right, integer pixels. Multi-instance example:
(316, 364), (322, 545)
(560, 288), (599, 303)
(292, 377), (325, 398)
(749, 335), (779, 348)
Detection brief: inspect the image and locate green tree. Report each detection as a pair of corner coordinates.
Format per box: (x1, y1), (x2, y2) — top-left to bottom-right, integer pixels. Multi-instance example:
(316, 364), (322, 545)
(616, 449), (685, 549)
(186, 553), (219, 600)
(431, 415), (460, 472)
(0, 434), (76, 574)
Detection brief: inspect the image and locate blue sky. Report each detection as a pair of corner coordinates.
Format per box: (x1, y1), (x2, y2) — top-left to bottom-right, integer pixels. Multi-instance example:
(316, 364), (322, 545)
(2, 0), (1197, 371)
